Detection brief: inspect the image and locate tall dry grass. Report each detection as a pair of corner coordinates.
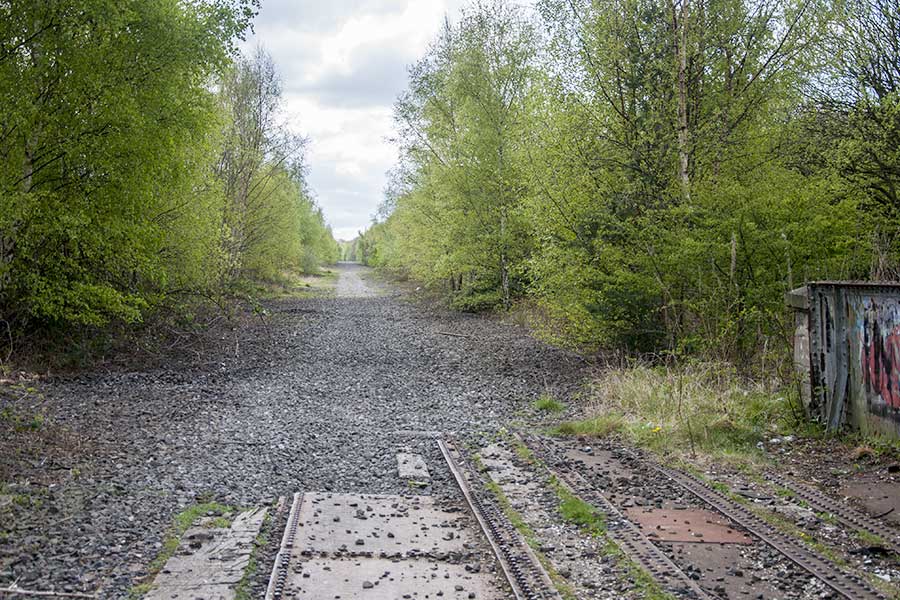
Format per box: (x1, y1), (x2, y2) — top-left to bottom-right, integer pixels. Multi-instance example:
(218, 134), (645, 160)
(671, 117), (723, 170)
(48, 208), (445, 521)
(557, 361), (804, 461)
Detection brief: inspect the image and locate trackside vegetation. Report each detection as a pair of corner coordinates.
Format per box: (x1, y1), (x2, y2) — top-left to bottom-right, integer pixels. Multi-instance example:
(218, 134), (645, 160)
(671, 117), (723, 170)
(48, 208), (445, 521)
(355, 0), (900, 373)
(554, 362), (802, 462)
(0, 1), (339, 356)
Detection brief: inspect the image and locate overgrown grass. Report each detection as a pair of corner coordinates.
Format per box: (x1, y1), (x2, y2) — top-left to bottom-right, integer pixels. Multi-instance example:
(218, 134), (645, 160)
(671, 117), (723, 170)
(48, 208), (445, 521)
(151, 502), (235, 572)
(235, 266), (338, 301)
(602, 540), (676, 600)
(503, 436), (673, 599)
(473, 455), (579, 600)
(844, 432), (900, 461)
(533, 394), (566, 413)
(0, 406), (44, 432)
(449, 288), (503, 312)
(552, 477), (606, 536)
(554, 362), (801, 462)
(554, 414), (625, 438)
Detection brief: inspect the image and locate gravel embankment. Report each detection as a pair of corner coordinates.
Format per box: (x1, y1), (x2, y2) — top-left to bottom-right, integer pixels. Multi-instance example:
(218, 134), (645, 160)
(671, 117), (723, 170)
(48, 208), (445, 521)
(0, 264), (586, 597)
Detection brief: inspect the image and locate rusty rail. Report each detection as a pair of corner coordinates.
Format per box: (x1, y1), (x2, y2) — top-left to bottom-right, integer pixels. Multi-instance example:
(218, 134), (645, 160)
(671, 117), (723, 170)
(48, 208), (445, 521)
(766, 473), (900, 555)
(649, 463), (887, 600)
(264, 492), (303, 600)
(438, 438), (562, 600)
(522, 433), (890, 600)
(519, 433), (714, 599)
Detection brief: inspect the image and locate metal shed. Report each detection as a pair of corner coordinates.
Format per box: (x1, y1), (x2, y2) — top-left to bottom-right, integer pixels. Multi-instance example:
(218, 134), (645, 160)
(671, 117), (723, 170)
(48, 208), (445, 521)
(788, 282), (900, 437)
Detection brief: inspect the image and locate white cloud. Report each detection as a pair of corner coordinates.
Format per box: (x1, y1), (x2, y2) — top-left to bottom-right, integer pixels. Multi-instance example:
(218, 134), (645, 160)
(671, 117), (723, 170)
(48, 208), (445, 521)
(243, 0), (467, 240)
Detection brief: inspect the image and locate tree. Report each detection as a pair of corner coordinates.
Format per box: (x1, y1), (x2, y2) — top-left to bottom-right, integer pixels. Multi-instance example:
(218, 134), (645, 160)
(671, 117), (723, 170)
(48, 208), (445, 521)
(216, 49), (338, 280)
(0, 0), (256, 328)
(389, 1), (537, 308)
(366, 0), (872, 368)
(811, 0), (900, 234)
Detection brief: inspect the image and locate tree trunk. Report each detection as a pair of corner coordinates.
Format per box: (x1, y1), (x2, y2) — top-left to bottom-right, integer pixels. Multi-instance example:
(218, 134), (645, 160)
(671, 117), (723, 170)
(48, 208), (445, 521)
(673, 0), (691, 203)
(499, 210), (510, 310)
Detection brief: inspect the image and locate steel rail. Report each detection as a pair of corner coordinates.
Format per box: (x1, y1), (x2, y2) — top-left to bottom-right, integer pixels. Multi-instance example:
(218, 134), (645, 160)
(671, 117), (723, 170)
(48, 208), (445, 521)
(651, 463), (888, 600)
(519, 433), (714, 599)
(523, 433), (892, 599)
(438, 438), (562, 600)
(264, 492), (303, 600)
(766, 473), (900, 555)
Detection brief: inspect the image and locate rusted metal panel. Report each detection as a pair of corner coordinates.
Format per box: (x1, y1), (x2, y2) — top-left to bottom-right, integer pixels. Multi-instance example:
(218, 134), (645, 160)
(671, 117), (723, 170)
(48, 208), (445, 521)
(799, 282), (900, 437)
(625, 508), (753, 544)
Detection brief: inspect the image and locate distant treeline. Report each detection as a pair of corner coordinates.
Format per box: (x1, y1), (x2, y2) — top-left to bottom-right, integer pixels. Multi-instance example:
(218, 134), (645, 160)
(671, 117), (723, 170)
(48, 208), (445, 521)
(0, 1), (339, 342)
(356, 0), (899, 367)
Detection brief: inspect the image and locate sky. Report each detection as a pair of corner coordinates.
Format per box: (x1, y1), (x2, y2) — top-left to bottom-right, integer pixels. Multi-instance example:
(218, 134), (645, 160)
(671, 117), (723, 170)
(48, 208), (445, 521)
(243, 0), (468, 241)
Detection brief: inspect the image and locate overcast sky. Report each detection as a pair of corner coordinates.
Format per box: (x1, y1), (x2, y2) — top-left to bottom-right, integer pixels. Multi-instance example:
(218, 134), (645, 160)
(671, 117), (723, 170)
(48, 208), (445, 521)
(243, 0), (468, 241)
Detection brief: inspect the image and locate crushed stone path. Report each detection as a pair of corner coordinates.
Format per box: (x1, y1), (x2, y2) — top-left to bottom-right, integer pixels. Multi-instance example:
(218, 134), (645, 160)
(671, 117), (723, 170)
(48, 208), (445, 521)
(1, 263), (585, 598)
(334, 261), (378, 298)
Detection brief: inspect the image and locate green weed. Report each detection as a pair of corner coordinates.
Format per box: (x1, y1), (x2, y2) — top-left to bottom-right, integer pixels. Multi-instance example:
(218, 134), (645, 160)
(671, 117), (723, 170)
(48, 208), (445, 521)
(533, 394), (566, 413)
(856, 529), (887, 547)
(0, 407), (45, 432)
(235, 514), (271, 600)
(479, 465), (578, 600)
(601, 539), (675, 600)
(553, 414), (624, 438)
(551, 479), (606, 536)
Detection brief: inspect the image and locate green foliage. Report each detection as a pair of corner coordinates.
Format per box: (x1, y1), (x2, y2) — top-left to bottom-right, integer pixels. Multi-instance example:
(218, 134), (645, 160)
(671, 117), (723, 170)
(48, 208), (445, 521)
(367, 2), (537, 308)
(359, 0), (890, 373)
(216, 49), (339, 283)
(553, 415), (625, 439)
(0, 0), (245, 327)
(0, 407), (45, 432)
(234, 514), (270, 600)
(554, 362), (799, 462)
(0, 3), (338, 345)
(532, 394), (565, 413)
(553, 479), (606, 536)
(148, 502), (235, 577)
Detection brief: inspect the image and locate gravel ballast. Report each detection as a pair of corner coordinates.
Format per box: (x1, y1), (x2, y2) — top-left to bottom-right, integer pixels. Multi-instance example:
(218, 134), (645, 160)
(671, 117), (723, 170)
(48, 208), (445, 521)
(0, 264), (585, 598)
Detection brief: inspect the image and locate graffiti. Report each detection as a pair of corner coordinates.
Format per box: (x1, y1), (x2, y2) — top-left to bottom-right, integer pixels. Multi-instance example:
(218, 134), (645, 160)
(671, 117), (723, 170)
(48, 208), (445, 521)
(860, 298), (900, 410)
(802, 283), (900, 435)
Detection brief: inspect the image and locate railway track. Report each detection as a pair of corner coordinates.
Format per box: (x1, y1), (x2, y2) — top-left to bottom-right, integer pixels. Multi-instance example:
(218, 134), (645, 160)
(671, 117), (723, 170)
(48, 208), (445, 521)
(263, 439), (563, 600)
(438, 438), (563, 600)
(265, 492), (303, 600)
(652, 463), (887, 600)
(261, 434), (894, 599)
(519, 433), (714, 599)
(521, 432), (888, 600)
(765, 472), (900, 555)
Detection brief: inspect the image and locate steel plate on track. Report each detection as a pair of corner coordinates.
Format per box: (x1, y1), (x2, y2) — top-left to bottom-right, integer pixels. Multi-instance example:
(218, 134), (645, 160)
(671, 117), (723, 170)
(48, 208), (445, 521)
(273, 492), (507, 600)
(626, 508), (753, 544)
(297, 492), (472, 555)
(288, 557), (497, 599)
